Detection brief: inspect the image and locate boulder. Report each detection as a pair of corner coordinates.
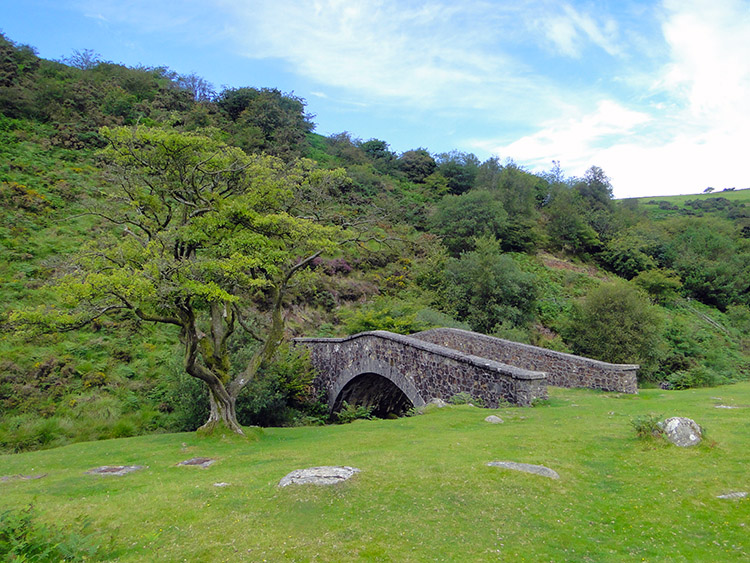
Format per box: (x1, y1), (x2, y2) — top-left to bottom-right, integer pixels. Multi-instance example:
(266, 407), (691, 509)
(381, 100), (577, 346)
(659, 417), (702, 447)
(484, 415), (504, 424)
(429, 398), (448, 408)
(278, 466), (360, 487)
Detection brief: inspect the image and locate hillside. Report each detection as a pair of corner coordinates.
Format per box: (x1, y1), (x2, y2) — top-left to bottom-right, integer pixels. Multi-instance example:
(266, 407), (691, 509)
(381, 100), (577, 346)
(1, 32), (749, 452)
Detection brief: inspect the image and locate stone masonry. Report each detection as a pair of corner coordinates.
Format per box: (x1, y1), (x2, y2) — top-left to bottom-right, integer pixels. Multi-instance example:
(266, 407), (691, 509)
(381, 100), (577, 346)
(294, 331), (547, 411)
(411, 328), (638, 394)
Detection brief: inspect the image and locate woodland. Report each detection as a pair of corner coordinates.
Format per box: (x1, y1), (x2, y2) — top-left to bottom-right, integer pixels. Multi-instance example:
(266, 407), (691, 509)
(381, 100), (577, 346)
(1, 33), (749, 451)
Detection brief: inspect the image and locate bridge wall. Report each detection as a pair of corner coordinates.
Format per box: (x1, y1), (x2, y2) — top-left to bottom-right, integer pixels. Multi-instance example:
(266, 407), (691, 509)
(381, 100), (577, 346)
(294, 331), (547, 408)
(411, 328), (638, 394)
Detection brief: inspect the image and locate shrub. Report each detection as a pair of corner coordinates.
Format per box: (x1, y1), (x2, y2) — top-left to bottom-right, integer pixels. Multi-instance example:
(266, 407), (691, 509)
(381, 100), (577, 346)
(564, 281), (663, 377)
(665, 368), (721, 390)
(163, 344), (323, 429)
(342, 300), (428, 335)
(439, 237), (539, 333)
(335, 401), (373, 424)
(448, 392), (484, 407)
(632, 269), (682, 304)
(630, 414), (664, 440)
(0, 505), (104, 561)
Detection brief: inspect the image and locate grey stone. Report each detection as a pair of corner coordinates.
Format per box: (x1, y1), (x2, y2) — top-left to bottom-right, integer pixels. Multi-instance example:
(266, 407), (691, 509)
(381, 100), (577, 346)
(659, 417), (702, 447)
(717, 491), (747, 500)
(85, 465), (145, 476)
(429, 398), (448, 408)
(278, 466), (360, 487)
(484, 415), (504, 424)
(487, 461), (559, 479)
(715, 405), (742, 409)
(213, 482), (231, 488)
(0, 473), (47, 483)
(177, 457), (216, 468)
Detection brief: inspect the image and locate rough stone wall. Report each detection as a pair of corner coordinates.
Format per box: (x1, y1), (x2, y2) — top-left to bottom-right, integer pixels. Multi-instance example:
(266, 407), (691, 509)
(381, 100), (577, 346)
(411, 328), (638, 394)
(293, 331), (547, 409)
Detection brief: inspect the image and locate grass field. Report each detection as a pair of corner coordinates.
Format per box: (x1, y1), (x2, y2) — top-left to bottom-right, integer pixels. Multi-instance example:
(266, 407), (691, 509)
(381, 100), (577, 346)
(630, 187), (750, 220)
(2, 384), (749, 562)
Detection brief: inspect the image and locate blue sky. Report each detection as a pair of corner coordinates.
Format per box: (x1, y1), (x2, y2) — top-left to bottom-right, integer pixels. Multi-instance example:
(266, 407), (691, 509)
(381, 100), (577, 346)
(3, 0), (750, 197)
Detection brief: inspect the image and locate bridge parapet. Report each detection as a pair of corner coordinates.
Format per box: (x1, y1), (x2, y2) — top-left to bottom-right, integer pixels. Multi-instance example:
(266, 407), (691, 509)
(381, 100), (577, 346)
(411, 328), (638, 394)
(294, 331), (547, 410)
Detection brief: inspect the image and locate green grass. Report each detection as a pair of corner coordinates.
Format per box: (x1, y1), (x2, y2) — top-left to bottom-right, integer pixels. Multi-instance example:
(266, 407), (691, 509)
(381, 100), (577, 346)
(632, 187), (750, 220)
(2, 384), (749, 561)
(636, 188), (750, 206)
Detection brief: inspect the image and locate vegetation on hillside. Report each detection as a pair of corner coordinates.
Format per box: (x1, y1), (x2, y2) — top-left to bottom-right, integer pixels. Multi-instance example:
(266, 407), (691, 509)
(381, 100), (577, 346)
(1, 32), (749, 450)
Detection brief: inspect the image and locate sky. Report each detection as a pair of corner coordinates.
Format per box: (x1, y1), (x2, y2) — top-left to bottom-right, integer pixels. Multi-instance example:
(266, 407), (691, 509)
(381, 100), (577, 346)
(2, 0), (750, 198)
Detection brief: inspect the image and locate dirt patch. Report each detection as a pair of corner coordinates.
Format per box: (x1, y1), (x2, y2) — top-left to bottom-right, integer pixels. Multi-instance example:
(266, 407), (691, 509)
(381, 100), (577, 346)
(539, 253), (610, 280)
(85, 465), (145, 476)
(177, 457), (216, 468)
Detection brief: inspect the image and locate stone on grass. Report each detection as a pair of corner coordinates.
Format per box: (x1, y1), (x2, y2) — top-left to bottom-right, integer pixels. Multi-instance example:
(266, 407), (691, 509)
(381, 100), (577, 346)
(85, 465), (145, 476)
(429, 398), (448, 408)
(213, 482), (231, 488)
(484, 415), (504, 424)
(659, 417), (702, 447)
(278, 466), (360, 487)
(177, 457), (216, 468)
(717, 491), (748, 500)
(1, 474), (47, 483)
(487, 461), (559, 480)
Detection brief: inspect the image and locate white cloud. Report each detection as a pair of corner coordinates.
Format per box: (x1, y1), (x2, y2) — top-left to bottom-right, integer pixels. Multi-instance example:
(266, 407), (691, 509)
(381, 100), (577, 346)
(65, 0), (750, 197)
(219, 0), (562, 113)
(472, 0), (750, 197)
(471, 100), (651, 184)
(534, 3), (622, 57)
(659, 0), (750, 120)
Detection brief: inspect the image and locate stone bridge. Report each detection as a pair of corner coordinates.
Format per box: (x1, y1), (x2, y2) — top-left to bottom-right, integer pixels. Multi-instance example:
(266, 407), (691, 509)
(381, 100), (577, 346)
(293, 328), (638, 415)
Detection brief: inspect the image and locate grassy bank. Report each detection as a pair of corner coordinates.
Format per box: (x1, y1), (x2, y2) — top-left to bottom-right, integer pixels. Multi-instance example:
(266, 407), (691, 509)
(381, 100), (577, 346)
(2, 383), (749, 561)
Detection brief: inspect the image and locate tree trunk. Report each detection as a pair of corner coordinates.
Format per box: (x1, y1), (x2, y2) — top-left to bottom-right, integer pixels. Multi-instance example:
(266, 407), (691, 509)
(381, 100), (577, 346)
(199, 382), (244, 435)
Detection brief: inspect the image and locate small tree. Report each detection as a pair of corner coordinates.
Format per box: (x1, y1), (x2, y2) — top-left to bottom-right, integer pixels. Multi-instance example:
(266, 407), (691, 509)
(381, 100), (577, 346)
(10, 126), (351, 435)
(439, 236), (538, 333)
(565, 281), (662, 373)
(428, 190), (507, 256)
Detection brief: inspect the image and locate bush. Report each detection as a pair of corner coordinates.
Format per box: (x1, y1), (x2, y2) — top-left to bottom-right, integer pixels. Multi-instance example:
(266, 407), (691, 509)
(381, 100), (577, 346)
(630, 413), (664, 440)
(335, 401), (373, 424)
(564, 281), (663, 377)
(0, 505), (105, 561)
(342, 300), (428, 335)
(632, 269), (682, 304)
(448, 392), (484, 407)
(163, 344), (323, 429)
(439, 237), (539, 333)
(428, 190), (507, 256)
(665, 368), (721, 390)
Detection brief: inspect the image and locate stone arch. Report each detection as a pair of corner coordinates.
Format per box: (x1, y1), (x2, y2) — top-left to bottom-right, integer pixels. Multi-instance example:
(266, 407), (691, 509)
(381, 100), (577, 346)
(333, 372), (416, 417)
(329, 360), (426, 417)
